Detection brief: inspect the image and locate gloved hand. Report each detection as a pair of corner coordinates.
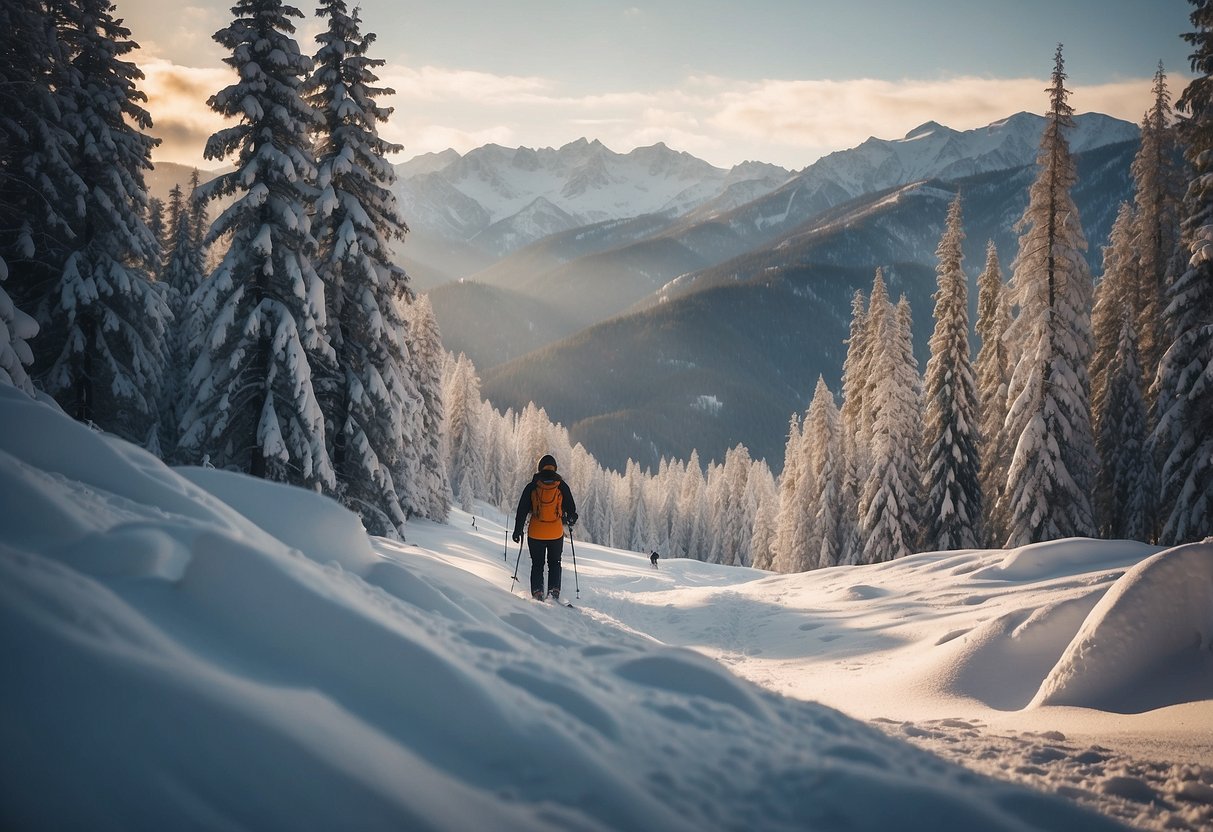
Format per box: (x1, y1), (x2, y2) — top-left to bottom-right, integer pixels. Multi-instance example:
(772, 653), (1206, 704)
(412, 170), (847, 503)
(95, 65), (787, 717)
(512, 531), (522, 543)
(564, 512), (578, 527)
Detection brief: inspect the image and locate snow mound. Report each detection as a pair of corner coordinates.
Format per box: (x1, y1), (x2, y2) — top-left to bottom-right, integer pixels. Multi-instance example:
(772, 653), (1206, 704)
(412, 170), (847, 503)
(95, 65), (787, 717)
(180, 466), (378, 572)
(0, 385), (1130, 830)
(1031, 543), (1213, 712)
(973, 538), (1158, 582)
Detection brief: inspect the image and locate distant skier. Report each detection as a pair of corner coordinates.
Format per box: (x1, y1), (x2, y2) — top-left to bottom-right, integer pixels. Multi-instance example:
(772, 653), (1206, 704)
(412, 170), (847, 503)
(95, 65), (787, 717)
(513, 454), (578, 601)
(650, 550), (660, 569)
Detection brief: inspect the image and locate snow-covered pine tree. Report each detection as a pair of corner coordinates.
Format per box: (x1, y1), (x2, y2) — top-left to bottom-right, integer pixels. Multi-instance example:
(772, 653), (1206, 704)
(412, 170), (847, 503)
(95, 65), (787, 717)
(305, 0), (418, 535)
(29, 0), (168, 449)
(974, 241), (1013, 547)
(512, 402), (549, 489)
(0, 0), (55, 397)
(922, 193), (982, 551)
(487, 405), (517, 512)
(1, 0), (80, 330)
(567, 442), (602, 542)
(1090, 203), (1139, 430)
(1000, 46), (1097, 547)
(1094, 316), (1154, 541)
(1132, 63), (1183, 394)
(406, 295), (451, 521)
(146, 197), (166, 278)
(624, 460), (650, 553)
(838, 289), (871, 565)
(770, 413), (808, 572)
(160, 183), (210, 457)
(803, 376), (844, 569)
(860, 277), (923, 563)
(1152, 4), (1213, 544)
(716, 445), (755, 566)
(746, 461), (779, 570)
(187, 169), (212, 266)
(0, 258), (38, 395)
(1089, 201), (1156, 538)
(444, 354), (485, 508)
(654, 457), (679, 557)
(179, 0), (334, 489)
(674, 449), (705, 558)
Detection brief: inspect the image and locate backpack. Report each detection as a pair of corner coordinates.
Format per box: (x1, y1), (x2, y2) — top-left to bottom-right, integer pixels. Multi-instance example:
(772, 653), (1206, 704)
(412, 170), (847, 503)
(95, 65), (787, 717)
(532, 478), (563, 525)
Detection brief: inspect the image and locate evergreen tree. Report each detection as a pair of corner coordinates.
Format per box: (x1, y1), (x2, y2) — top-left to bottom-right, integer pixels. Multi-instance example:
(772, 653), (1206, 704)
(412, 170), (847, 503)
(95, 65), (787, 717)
(146, 196), (166, 277)
(974, 241), (1013, 547)
(2, 0), (80, 339)
(803, 377), (844, 569)
(1153, 3), (1213, 543)
(1090, 203), (1139, 425)
(0, 258), (38, 394)
(1095, 316), (1154, 540)
(1090, 201), (1157, 537)
(746, 461), (779, 570)
(28, 0), (168, 448)
(160, 184), (209, 456)
(860, 280), (922, 563)
(1132, 63), (1183, 393)
(445, 354), (484, 507)
(187, 169), (211, 264)
(179, 0), (333, 489)
(625, 460), (650, 553)
(0, 0), (55, 397)
(675, 449), (705, 558)
(407, 295), (452, 521)
(922, 194), (982, 551)
(306, 0), (418, 535)
(770, 413), (808, 572)
(838, 288), (872, 565)
(1001, 46), (1097, 546)
(811, 420), (845, 569)
(714, 445), (754, 566)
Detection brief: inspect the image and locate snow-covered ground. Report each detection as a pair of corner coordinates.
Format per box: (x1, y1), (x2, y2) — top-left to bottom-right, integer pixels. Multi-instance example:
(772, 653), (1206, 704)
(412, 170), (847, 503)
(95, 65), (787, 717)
(3, 384), (1211, 830)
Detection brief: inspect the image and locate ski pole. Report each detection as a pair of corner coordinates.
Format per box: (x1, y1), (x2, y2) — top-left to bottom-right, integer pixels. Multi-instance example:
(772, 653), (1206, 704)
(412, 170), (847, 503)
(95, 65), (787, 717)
(503, 522), (509, 562)
(567, 526), (580, 600)
(509, 532), (525, 592)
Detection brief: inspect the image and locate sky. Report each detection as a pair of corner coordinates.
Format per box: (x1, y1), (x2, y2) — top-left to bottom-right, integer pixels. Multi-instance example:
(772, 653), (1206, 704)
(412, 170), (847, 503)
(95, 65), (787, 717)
(122, 0), (1197, 171)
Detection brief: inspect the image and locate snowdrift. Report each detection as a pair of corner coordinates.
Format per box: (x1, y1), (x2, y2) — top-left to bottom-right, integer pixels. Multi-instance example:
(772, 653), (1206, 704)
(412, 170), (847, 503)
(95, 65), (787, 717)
(1032, 543), (1213, 712)
(0, 385), (1127, 831)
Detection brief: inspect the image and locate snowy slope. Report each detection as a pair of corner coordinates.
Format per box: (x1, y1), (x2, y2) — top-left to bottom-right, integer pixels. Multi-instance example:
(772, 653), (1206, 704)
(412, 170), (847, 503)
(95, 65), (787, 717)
(3, 385), (1210, 830)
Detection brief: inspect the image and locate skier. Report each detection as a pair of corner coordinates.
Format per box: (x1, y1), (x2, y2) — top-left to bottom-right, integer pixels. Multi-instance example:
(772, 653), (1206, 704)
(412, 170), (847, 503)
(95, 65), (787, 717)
(513, 454), (578, 601)
(650, 550), (660, 569)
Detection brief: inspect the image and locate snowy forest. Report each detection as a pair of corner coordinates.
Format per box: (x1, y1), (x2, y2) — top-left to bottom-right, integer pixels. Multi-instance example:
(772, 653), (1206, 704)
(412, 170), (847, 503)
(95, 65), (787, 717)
(3, 0), (1213, 573)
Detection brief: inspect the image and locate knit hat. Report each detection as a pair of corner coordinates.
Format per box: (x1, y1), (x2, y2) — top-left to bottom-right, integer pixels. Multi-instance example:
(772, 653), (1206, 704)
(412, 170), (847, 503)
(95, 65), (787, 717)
(537, 454), (557, 472)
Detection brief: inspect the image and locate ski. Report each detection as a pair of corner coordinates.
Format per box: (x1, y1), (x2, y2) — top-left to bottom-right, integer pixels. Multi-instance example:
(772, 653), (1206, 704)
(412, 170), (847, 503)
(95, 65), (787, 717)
(520, 593), (574, 608)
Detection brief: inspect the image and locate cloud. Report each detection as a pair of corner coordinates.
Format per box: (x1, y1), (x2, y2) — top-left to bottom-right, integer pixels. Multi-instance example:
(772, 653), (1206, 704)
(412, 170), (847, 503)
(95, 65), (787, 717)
(138, 56), (236, 168)
(706, 76), (1158, 158)
(380, 65), (552, 104)
(133, 46), (1166, 172)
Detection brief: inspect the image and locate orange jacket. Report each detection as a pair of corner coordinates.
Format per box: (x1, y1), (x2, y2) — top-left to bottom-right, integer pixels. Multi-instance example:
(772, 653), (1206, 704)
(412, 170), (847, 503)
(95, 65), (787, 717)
(513, 471), (576, 541)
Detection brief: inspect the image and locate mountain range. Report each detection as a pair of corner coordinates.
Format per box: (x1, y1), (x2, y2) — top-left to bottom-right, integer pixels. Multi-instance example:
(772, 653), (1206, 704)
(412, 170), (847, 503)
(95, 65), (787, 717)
(408, 113), (1137, 471)
(146, 112), (1142, 473)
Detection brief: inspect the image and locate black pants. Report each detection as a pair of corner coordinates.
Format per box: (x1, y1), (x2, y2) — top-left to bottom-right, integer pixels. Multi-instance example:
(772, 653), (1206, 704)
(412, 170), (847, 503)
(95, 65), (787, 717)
(529, 536), (563, 594)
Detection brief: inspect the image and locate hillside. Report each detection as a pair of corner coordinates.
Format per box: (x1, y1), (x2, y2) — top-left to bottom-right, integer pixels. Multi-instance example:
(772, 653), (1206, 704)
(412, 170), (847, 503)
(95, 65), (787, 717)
(483, 261), (933, 470)
(480, 141), (1137, 471)
(4, 387), (1207, 831)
